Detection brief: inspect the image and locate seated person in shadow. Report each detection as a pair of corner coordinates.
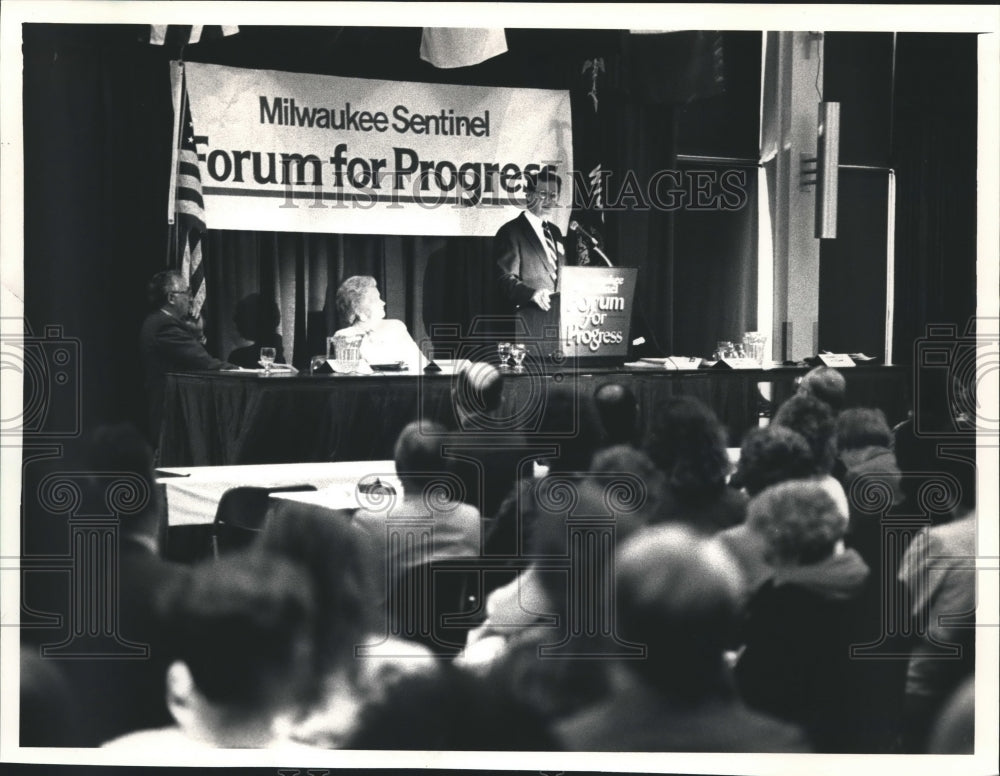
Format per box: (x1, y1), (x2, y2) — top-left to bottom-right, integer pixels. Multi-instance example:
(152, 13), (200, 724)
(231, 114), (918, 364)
(256, 501), (439, 749)
(557, 525), (810, 752)
(332, 275), (424, 370)
(643, 396), (748, 534)
(55, 423), (192, 746)
(228, 293), (285, 368)
(103, 552), (321, 752)
(594, 382), (640, 447)
(734, 479), (904, 753)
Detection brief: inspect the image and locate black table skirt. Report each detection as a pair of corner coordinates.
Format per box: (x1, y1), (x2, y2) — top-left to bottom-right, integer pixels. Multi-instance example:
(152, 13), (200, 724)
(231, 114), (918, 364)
(158, 365), (910, 467)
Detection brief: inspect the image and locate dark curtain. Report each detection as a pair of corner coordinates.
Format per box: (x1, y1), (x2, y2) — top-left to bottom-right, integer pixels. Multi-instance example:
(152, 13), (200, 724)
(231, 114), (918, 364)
(890, 34), (977, 363)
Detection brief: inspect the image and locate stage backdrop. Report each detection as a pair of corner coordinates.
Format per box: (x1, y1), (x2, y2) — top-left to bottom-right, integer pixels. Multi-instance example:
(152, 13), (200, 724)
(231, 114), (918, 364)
(182, 61), (573, 235)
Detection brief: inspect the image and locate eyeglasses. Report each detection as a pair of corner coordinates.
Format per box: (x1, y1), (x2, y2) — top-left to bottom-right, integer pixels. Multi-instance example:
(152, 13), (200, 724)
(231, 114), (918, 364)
(171, 287), (192, 296)
(534, 191), (560, 202)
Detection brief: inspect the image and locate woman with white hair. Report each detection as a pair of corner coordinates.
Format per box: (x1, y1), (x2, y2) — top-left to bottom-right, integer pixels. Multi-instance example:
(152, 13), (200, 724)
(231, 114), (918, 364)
(332, 275), (424, 370)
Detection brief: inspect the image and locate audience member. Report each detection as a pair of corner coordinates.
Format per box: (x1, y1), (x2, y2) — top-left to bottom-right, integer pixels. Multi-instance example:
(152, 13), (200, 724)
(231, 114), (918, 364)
(593, 382), (639, 447)
(892, 364), (976, 522)
(353, 420), (483, 567)
(834, 407), (904, 568)
(796, 365), (847, 414)
(443, 361), (533, 524)
(20, 646), (86, 747)
(715, 425), (818, 593)
(463, 476), (661, 716)
(734, 480), (904, 752)
(927, 675), (975, 754)
(352, 420), (483, 650)
(256, 501), (438, 747)
(729, 425), (818, 496)
(103, 552), (319, 751)
(897, 511), (976, 752)
(140, 270), (232, 444)
(772, 393), (838, 475)
(557, 525), (809, 752)
(56, 423), (191, 746)
(643, 396), (747, 533)
(332, 275), (424, 369)
(484, 385), (603, 557)
(345, 665), (559, 750)
(228, 292), (285, 368)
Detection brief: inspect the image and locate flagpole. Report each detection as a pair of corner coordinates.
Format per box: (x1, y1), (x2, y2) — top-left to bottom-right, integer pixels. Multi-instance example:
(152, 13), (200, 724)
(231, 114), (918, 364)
(166, 60), (185, 269)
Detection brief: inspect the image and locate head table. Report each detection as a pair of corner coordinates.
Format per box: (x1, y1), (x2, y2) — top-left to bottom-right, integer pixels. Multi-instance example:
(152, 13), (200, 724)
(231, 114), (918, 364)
(157, 362), (909, 468)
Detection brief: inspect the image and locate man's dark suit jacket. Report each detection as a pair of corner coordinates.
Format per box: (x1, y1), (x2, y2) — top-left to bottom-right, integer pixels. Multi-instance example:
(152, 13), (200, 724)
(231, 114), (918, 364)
(139, 310), (228, 442)
(494, 211), (566, 308)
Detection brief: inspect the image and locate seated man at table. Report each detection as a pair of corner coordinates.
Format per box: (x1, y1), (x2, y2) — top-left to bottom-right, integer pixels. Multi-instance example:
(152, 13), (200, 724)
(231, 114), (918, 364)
(332, 275), (424, 370)
(140, 270), (232, 444)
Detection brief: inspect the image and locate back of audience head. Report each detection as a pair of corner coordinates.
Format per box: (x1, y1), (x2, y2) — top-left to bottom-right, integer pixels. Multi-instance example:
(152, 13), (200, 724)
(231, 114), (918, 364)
(835, 407), (893, 452)
(594, 382), (639, 446)
(161, 552), (316, 747)
(257, 502), (377, 680)
(615, 525), (744, 701)
(538, 385), (602, 473)
(644, 396), (731, 501)
(452, 361), (504, 426)
(393, 420), (452, 496)
(344, 664), (558, 750)
(773, 394), (837, 475)
(746, 480), (848, 568)
(796, 366), (846, 413)
(589, 444), (667, 523)
(86, 422), (163, 537)
(526, 477), (657, 617)
(730, 426), (817, 496)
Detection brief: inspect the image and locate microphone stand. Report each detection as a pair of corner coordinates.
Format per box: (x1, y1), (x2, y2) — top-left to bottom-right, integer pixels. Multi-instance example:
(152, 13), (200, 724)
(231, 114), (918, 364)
(574, 225), (665, 357)
(592, 244), (614, 268)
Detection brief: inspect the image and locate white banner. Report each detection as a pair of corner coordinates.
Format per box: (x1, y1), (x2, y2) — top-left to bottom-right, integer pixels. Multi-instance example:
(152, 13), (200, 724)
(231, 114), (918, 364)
(182, 62), (573, 236)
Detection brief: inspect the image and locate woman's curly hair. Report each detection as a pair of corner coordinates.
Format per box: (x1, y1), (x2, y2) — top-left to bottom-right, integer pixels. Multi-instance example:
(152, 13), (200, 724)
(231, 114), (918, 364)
(335, 275), (377, 327)
(644, 397), (731, 502)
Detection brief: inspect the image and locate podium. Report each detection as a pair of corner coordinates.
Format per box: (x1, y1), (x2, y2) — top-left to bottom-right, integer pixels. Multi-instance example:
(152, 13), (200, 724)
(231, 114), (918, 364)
(515, 266), (638, 367)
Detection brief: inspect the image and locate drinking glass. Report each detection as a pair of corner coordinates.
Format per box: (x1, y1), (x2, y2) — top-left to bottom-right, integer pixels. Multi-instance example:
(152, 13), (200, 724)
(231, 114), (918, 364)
(260, 347), (276, 374)
(497, 341), (512, 369)
(510, 343), (528, 372)
(714, 341), (734, 361)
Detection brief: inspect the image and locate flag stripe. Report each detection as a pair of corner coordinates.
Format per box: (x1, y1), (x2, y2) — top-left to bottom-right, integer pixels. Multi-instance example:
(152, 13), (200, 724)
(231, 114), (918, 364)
(175, 70), (207, 317)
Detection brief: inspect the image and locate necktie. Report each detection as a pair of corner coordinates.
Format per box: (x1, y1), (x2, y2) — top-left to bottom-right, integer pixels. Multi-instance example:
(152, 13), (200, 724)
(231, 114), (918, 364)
(542, 222), (559, 289)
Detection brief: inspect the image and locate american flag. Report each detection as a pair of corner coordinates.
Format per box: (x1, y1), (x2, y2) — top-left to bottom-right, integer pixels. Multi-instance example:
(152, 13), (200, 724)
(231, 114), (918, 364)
(173, 67), (207, 317)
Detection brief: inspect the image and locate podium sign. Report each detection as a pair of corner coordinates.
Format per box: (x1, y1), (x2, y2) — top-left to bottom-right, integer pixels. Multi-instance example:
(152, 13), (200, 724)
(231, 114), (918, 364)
(559, 267), (638, 362)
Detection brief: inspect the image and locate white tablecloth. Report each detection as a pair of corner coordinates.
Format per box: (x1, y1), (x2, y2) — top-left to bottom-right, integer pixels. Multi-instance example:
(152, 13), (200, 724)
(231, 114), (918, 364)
(158, 460), (397, 526)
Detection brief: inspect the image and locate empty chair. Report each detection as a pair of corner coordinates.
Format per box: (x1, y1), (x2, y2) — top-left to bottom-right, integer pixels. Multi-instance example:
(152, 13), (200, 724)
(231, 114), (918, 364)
(211, 485), (317, 557)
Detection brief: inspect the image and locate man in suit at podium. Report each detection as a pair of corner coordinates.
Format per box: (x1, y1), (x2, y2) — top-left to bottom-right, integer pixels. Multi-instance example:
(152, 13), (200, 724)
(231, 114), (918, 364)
(494, 169), (566, 344)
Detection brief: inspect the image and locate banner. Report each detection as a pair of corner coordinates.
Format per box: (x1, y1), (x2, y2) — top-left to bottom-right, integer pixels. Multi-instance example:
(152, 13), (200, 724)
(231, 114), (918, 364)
(182, 62), (573, 236)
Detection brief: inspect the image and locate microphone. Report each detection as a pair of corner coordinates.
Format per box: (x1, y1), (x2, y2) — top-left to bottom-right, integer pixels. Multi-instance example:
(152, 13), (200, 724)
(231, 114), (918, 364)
(569, 220), (599, 246)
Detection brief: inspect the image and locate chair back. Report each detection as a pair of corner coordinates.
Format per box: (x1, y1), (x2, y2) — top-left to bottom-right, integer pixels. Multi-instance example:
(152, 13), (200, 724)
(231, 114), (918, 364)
(211, 484), (317, 556)
(389, 557), (485, 655)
